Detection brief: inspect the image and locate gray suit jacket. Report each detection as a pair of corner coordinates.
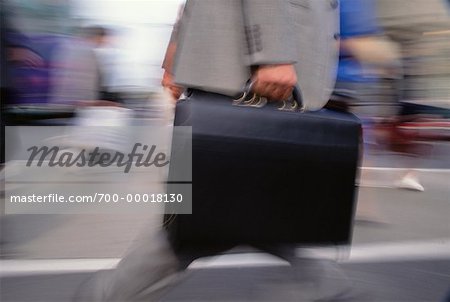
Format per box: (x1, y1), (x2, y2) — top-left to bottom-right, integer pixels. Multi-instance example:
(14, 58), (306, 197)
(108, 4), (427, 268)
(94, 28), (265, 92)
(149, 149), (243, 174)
(172, 0), (340, 111)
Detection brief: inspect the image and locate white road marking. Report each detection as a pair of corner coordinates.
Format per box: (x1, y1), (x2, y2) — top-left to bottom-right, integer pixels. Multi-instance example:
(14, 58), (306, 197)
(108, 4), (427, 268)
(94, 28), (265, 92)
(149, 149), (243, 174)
(1, 238), (449, 277)
(0, 258), (119, 277)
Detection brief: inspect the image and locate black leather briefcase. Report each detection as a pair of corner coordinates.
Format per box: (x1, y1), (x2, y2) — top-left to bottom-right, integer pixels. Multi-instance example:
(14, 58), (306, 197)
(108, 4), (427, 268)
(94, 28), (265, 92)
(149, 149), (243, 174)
(166, 89), (361, 251)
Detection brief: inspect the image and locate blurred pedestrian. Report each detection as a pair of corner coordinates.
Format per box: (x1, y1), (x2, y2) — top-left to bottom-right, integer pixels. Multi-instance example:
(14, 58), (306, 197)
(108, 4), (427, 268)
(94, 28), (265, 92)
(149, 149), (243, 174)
(75, 1), (352, 301)
(1, 1), (45, 163)
(333, 0), (427, 192)
(50, 25), (118, 106)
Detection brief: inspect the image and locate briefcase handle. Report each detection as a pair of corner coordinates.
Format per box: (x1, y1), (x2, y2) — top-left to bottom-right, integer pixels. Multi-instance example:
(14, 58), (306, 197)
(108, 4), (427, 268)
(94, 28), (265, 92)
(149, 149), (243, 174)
(233, 81), (305, 112)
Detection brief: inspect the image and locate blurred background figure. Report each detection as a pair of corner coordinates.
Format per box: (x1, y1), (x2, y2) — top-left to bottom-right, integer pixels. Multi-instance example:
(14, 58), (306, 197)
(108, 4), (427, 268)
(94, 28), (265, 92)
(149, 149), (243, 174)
(1, 0), (73, 106)
(375, 0), (450, 190)
(335, 0), (402, 118)
(334, 0), (403, 172)
(332, 0), (407, 222)
(50, 25), (117, 106)
(335, 0), (450, 196)
(1, 0), (70, 161)
(1, 0), (183, 117)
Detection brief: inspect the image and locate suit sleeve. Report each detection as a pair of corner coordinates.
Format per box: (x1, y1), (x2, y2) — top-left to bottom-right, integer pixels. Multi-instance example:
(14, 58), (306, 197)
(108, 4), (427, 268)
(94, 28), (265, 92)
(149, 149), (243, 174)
(161, 3), (185, 72)
(242, 0), (298, 66)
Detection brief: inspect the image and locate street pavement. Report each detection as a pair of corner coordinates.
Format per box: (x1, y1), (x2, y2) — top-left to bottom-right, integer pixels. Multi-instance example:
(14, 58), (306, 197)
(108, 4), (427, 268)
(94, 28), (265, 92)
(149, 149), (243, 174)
(1, 140), (449, 301)
(1, 259), (449, 302)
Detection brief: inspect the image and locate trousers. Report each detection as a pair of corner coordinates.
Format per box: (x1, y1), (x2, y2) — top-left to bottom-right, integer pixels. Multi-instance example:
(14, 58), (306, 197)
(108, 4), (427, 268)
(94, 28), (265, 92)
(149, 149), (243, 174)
(74, 226), (353, 302)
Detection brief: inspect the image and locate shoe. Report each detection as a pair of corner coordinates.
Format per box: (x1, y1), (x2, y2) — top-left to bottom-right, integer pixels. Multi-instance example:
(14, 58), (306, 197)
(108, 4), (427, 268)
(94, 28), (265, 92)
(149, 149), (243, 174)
(396, 175), (424, 192)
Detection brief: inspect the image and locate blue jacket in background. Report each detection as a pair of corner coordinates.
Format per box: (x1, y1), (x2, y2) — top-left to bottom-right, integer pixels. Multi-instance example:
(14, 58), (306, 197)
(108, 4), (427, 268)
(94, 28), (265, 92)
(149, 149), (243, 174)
(337, 0), (381, 83)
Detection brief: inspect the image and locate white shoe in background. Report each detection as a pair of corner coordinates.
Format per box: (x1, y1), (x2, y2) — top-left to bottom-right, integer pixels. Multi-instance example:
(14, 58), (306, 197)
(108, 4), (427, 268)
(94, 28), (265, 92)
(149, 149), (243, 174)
(396, 173), (425, 192)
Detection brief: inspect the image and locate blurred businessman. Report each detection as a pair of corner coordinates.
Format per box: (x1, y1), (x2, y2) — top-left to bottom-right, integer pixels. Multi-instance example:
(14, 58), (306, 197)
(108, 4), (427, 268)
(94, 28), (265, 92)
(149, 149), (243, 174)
(76, 1), (346, 301)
